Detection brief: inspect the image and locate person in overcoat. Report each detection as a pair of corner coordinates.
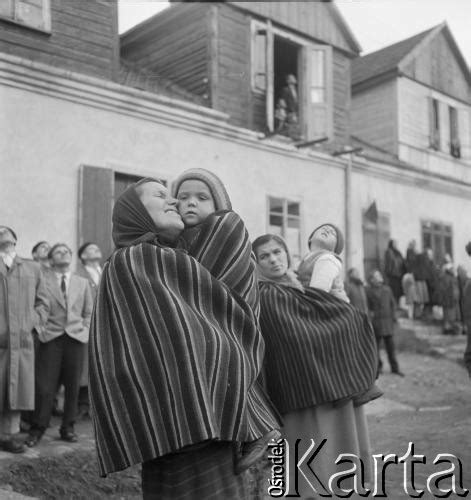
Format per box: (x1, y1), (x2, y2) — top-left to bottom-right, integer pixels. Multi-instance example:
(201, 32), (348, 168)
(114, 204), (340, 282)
(366, 270), (404, 376)
(384, 239), (406, 302)
(345, 267), (368, 313)
(0, 226), (49, 453)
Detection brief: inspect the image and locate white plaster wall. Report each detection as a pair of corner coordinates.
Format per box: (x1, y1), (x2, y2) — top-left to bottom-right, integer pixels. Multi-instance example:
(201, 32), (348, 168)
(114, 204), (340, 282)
(350, 170), (471, 277)
(2, 84), (346, 260)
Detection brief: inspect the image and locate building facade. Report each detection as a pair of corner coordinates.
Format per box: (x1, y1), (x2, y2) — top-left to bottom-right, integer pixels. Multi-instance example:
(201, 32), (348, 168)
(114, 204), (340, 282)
(2, 2), (471, 278)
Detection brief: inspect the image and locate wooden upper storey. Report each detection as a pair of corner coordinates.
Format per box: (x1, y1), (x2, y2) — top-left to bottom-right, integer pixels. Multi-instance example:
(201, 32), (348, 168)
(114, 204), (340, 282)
(121, 2), (360, 145)
(0, 0), (119, 81)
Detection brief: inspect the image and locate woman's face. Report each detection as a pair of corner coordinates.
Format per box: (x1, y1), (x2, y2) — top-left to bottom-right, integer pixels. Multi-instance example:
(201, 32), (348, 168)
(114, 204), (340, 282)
(255, 240), (289, 279)
(138, 182), (184, 238)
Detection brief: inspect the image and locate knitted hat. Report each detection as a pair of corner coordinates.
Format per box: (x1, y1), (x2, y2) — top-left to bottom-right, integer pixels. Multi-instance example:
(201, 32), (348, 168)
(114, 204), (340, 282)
(172, 168), (232, 211)
(308, 223), (344, 254)
(78, 241), (96, 260)
(31, 241), (48, 255)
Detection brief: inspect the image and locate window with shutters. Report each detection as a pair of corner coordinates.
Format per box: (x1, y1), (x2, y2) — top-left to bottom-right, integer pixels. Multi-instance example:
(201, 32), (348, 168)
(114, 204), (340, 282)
(251, 20), (332, 142)
(267, 196), (302, 267)
(0, 0), (51, 32)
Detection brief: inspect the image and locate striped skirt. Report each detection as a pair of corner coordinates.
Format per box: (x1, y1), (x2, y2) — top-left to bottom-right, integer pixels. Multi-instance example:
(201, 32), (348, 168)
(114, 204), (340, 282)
(141, 441), (250, 499)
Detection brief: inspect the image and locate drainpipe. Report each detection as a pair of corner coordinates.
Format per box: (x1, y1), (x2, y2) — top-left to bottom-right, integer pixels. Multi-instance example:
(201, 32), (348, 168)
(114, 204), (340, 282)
(332, 147), (362, 271)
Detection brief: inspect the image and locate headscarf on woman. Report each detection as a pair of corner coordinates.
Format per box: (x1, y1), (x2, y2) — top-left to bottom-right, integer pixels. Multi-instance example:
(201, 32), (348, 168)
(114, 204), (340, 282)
(89, 180), (279, 477)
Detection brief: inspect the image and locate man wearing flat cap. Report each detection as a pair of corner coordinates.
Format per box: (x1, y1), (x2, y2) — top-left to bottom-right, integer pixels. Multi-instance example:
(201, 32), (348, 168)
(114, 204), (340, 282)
(0, 226), (49, 453)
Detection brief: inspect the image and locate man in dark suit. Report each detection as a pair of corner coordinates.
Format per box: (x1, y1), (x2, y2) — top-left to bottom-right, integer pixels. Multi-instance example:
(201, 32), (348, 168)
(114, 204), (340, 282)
(25, 243), (92, 446)
(75, 242), (103, 419)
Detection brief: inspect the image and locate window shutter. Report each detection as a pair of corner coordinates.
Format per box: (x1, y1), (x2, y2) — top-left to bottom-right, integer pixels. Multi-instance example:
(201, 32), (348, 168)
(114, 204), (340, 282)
(79, 165), (114, 259)
(0, 0), (14, 18)
(303, 45), (333, 141)
(458, 108), (470, 160)
(251, 22), (267, 93)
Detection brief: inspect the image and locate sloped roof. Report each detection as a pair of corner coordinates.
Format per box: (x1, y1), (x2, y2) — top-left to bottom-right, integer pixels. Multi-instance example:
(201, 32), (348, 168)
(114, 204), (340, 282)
(351, 26), (435, 87)
(118, 59), (204, 105)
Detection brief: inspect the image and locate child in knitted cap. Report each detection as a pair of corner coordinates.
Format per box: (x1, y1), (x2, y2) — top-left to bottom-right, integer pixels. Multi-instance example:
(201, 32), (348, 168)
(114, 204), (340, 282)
(298, 223), (383, 407)
(297, 223), (349, 301)
(172, 168), (281, 473)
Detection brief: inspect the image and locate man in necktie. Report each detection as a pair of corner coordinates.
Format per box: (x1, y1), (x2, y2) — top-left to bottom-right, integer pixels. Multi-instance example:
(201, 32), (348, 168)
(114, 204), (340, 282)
(26, 243), (92, 447)
(0, 226), (49, 453)
(76, 242), (103, 419)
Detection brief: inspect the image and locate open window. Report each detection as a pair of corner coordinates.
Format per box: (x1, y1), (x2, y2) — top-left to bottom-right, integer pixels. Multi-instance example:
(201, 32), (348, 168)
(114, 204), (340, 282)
(251, 20), (333, 142)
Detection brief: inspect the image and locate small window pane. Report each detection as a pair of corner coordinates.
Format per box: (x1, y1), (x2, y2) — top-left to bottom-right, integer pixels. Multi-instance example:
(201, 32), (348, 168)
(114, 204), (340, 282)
(269, 197), (284, 213)
(310, 89), (325, 104)
(287, 217), (300, 228)
(423, 233), (432, 249)
(310, 50), (324, 87)
(287, 202), (299, 216)
(269, 214), (283, 227)
(268, 224), (283, 236)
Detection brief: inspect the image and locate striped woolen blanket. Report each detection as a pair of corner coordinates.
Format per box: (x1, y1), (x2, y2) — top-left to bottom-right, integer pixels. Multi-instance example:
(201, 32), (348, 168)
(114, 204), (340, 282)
(180, 210), (260, 313)
(259, 281), (378, 414)
(89, 240), (278, 476)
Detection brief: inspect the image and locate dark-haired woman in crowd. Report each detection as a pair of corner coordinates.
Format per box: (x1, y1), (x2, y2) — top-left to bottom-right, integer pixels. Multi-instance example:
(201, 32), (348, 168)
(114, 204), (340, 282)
(253, 233), (378, 497)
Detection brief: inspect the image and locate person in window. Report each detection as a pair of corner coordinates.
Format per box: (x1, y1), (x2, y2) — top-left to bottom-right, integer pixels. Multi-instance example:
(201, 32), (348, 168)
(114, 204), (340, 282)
(280, 74), (301, 139)
(274, 97), (287, 133)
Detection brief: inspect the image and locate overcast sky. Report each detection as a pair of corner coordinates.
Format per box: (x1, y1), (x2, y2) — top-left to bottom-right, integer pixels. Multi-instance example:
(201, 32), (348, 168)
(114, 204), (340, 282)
(118, 1), (471, 65)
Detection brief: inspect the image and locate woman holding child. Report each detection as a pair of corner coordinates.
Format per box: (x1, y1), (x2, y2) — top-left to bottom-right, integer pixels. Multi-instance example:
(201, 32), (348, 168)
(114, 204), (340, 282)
(89, 174), (280, 499)
(253, 231), (378, 497)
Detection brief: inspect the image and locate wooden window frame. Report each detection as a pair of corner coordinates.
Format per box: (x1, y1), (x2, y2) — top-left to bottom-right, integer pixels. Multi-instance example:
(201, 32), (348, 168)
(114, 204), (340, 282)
(266, 195), (302, 265)
(429, 97), (440, 151)
(250, 19), (333, 138)
(0, 0), (51, 33)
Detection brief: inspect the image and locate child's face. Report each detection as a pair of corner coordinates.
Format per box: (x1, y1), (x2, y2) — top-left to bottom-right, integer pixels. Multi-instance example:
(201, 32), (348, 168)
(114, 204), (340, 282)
(176, 180), (216, 227)
(310, 225), (337, 252)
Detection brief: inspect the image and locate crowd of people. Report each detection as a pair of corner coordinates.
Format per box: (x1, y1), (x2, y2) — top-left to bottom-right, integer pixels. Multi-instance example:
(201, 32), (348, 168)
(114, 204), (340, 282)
(1, 168), (471, 499)
(0, 231), (102, 453)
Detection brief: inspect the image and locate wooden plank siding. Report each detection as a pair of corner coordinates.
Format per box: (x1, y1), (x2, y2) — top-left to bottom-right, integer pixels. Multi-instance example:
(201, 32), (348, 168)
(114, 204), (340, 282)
(351, 80), (397, 154)
(214, 5), (251, 127)
(0, 0), (118, 81)
(402, 31), (470, 103)
(121, 3), (211, 100)
(229, 1), (358, 55)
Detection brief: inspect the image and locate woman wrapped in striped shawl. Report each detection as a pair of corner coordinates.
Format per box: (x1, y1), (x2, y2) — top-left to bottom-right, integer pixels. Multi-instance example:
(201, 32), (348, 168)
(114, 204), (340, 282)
(89, 179), (279, 499)
(253, 234), (378, 497)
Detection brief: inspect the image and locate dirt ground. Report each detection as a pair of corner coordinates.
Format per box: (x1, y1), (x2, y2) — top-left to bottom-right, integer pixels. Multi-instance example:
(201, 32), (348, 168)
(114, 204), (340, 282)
(1, 318), (470, 499)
